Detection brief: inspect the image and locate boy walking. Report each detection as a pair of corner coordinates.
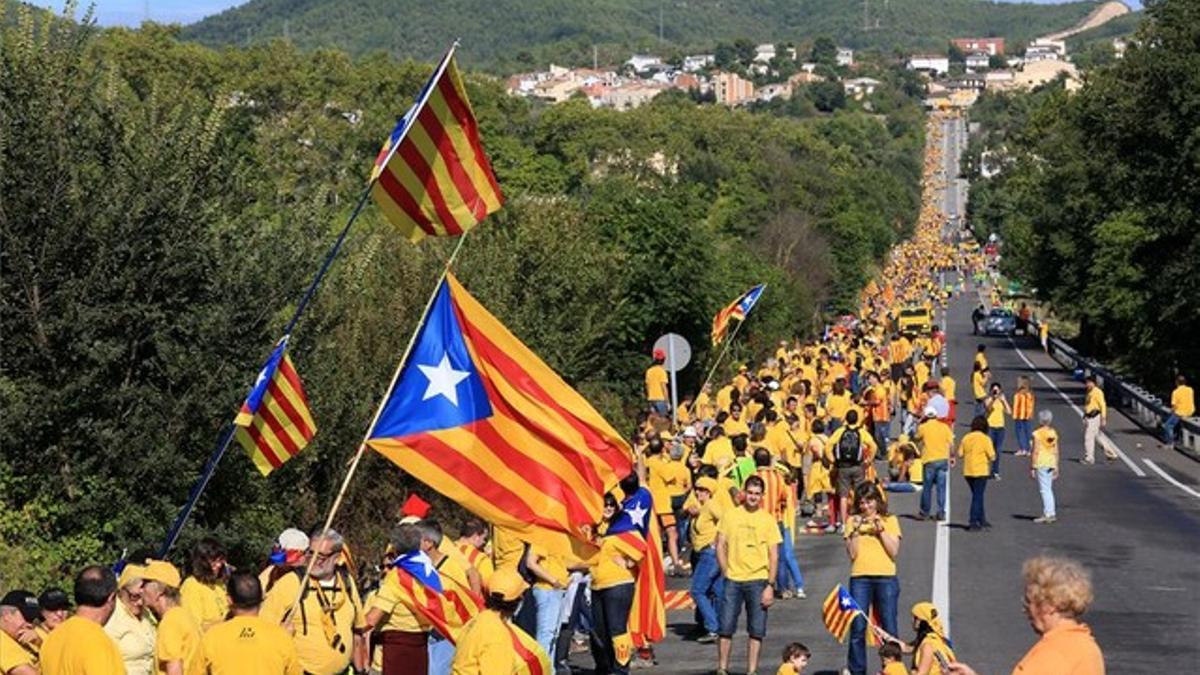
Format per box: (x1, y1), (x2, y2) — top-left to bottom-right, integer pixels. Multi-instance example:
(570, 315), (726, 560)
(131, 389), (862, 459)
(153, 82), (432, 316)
(1030, 410), (1059, 523)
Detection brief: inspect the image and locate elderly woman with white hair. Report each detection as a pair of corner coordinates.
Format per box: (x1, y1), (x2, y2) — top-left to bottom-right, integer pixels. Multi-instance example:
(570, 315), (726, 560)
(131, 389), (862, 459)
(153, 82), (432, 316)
(948, 555), (1104, 675)
(1029, 410), (1060, 523)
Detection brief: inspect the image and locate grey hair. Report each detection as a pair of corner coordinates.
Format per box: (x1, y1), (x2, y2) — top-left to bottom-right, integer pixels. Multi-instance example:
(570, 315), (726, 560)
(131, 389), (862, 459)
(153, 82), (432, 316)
(669, 442), (684, 460)
(390, 523), (423, 554)
(1039, 410), (1053, 425)
(310, 528), (345, 551)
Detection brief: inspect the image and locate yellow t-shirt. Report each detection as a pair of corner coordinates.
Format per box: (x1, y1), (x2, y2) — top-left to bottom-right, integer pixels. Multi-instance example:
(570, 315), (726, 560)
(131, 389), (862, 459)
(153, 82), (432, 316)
(529, 546), (570, 590)
(260, 570), (366, 675)
(645, 365), (668, 401)
(39, 615), (126, 675)
(882, 660), (910, 674)
(645, 455), (686, 515)
(717, 506), (782, 582)
(451, 609), (547, 675)
(154, 606), (202, 675)
(457, 541), (496, 588)
(957, 431), (996, 478)
(914, 633), (956, 675)
(915, 419), (953, 462)
(826, 392), (852, 420)
(774, 663), (799, 675)
(986, 397), (1006, 428)
(103, 596), (156, 675)
(1032, 427), (1060, 470)
(179, 577), (228, 631)
(723, 417), (750, 438)
(199, 615), (302, 675)
(704, 436), (735, 469)
(941, 375), (957, 401)
(590, 533), (643, 590)
(660, 459), (691, 498)
(1084, 388), (1107, 418)
(845, 514), (901, 577)
(690, 496), (724, 551)
(1171, 385), (1195, 417)
(491, 526), (525, 572)
(0, 629), (37, 674)
(369, 571), (432, 633)
(971, 372), (987, 400)
(974, 352), (988, 371)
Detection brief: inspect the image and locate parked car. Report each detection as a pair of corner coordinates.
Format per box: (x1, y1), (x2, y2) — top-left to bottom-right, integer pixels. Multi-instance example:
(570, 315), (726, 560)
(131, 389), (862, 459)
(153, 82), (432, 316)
(981, 308), (1017, 336)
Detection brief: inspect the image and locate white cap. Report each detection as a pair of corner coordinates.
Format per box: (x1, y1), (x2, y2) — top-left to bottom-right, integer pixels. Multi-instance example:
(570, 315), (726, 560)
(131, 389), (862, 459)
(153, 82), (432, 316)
(923, 406), (939, 418)
(767, 381), (780, 391)
(682, 427), (698, 438)
(277, 528), (310, 551)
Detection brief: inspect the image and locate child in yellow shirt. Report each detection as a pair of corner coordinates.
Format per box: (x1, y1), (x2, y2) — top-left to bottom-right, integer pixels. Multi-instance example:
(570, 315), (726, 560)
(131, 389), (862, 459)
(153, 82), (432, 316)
(879, 642), (909, 674)
(775, 642), (811, 675)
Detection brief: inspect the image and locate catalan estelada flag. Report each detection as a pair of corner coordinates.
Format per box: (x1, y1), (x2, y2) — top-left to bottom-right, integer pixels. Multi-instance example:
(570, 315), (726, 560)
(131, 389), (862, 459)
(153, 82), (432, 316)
(822, 584), (882, 645)
(711, 284), (766, 345)
(370, 48), (503, 242)
(233, 339), (316, 476)
(390, 551), (481, 643)
(615, 487), (666, 647)
(366, 274), (633, 559)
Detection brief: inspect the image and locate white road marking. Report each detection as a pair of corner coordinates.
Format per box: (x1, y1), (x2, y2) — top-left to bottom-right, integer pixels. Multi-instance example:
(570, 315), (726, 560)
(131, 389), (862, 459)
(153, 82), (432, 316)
(1143, 459), (1200, 500)
(1007, 336), (1147, 478)
(933, 479), (951, 640)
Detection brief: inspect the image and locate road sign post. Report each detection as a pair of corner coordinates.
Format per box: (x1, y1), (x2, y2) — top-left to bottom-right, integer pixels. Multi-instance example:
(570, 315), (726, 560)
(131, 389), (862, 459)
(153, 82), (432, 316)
(653, 333), (691, 427)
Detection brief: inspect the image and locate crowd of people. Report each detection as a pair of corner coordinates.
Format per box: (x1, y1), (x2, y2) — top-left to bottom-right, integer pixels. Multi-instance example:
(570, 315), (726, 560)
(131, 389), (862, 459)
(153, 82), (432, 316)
(0, 113), (1141, 675)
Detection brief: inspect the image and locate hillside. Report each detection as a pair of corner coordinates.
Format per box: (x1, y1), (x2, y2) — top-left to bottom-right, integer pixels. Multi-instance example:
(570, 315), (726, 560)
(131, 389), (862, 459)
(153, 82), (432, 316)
(1040, 0), (1130, 41)
(1066, 9), (1143, 50)
(182, 0), (1101, 72)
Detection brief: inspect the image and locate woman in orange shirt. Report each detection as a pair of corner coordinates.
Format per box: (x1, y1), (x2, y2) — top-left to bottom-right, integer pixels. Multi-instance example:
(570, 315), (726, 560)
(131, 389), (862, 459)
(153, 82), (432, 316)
(1012, 376), (1035, 457)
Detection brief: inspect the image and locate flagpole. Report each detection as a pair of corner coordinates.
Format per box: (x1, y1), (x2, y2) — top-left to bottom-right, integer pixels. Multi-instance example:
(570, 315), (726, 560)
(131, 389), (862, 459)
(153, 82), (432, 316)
(686, 317), (748, 421)
(156, 42), (462, 559)
(282, 233), (469, 624)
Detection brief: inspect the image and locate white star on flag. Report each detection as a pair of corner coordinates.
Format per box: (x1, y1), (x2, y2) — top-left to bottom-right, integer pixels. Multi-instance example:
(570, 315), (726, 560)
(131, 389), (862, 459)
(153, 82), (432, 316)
(626, 502), (649, 529)
(411, 551), (436, 578)
(418, 352), (470, 407)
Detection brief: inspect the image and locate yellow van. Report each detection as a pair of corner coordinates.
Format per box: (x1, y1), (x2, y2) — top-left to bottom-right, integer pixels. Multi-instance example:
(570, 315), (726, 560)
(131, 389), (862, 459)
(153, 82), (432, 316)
(897, 306), (932, 335)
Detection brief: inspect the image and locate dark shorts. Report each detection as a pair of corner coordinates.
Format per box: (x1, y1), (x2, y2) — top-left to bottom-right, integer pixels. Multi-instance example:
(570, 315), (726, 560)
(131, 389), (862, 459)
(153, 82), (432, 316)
(719, 578), (769, 639)
(835, 464), (865, 496)
(890, 364), (905, 382)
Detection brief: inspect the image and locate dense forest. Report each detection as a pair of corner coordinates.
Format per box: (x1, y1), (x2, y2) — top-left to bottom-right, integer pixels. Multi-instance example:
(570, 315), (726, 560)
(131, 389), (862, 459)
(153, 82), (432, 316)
(0, 3), (925, 588)
(964, 0), (1199, 394)
(181, 0), (1099, 72)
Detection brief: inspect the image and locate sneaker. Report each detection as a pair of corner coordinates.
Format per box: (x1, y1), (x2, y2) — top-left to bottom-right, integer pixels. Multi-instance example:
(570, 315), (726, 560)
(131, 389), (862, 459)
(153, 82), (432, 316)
(795, 588), (807, 599)
(780, 590), (794, 599)
(935, 512), (946, 522)
(824, 524), (837, 533)
(914, 512), (928, 521)
(1033, 515), (1051, 524)
(1045, 516), (1057, 523)
(981, 520), (993, 529)
(697, 632), (718, 644)
(1106, 455), (1117, 463)
(992, 474), (1002, 481)
(1081, 458), (1095, 465)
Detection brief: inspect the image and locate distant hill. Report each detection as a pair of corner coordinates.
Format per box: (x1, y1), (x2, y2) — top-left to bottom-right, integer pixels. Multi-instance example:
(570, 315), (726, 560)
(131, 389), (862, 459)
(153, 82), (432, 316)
(1066, 9), (1142, 51)
(181, 0), (1103, 72)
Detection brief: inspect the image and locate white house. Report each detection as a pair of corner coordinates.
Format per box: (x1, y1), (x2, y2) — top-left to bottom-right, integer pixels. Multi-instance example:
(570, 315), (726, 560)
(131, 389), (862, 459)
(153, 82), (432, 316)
(836, 48), (854, 67)
(754, 43), (777, 63)
(965, 52), (990, 70)
(626, 54), (663, 72)
(843, 77), (881, 98)
(682, 54), (714, 72)
(908, 54), (950, 76)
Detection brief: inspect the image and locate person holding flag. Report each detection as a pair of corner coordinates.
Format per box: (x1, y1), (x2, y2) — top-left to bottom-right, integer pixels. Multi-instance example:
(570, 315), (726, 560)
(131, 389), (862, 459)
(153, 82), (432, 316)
(588, 492), (644, 675)
(871, 602), (956, 675)
(364, 525), (435, 674)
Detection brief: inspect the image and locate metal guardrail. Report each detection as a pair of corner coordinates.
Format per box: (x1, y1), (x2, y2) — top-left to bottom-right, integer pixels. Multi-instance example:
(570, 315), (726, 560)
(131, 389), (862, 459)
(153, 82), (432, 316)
(1035, 322), (1200, 459)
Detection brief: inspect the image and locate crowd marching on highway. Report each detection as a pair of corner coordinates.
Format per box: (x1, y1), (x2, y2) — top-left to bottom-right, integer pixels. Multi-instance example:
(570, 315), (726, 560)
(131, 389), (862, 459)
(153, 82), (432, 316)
(5, 115), (1196, 675)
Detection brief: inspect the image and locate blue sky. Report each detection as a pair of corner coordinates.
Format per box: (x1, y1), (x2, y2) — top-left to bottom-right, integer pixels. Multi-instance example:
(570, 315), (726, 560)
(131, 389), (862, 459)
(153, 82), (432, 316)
(30, 0), (1140, 27)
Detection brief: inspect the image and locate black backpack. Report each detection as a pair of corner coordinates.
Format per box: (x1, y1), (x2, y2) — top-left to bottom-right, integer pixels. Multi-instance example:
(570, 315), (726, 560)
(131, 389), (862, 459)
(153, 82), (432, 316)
(835, 428), (863, 467)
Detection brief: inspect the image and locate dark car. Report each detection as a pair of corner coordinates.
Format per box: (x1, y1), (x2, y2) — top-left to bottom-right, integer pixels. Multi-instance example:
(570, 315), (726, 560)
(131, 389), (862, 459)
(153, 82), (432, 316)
(980, 308), (1017, 336)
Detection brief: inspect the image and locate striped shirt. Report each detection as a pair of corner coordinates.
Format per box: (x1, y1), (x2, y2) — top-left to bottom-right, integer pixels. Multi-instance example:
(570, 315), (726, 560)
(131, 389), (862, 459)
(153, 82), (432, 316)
(1013, 390), (1035, 420)
(754, 467), (788, 523)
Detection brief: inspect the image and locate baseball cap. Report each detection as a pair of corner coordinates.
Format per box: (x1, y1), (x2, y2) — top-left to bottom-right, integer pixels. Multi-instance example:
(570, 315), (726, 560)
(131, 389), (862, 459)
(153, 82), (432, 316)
(38, 588), (71, 613)
(923, 406), (938, 418)
(140, 560), (182, 589)
(0, 590), (39, 622)
(277, 528), (310, 551)
(695, 477), (718, 493)
(487, 568), (529, 602)
(682, 427), (698, 439)
(653, 348), (666, 360)
(118, 563), (148, 588)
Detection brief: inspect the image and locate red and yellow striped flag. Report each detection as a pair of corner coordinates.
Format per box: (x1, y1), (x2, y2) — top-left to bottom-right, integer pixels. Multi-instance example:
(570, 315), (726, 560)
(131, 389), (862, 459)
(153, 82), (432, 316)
(366, 274), (633, 560)
(370, 48), (503, 242)
(234, 340), (316, 476)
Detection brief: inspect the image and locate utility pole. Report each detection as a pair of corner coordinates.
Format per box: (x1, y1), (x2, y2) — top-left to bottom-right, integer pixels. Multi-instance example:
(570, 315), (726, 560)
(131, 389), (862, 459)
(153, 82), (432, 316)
(659, 2), (664, 44)
(863, 0), (870, 31)
(593, 44), (599, 70)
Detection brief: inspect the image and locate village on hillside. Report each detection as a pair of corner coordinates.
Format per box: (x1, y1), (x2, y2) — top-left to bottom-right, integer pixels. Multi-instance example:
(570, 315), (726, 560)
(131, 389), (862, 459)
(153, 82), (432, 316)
(503, 3), (1131, 112)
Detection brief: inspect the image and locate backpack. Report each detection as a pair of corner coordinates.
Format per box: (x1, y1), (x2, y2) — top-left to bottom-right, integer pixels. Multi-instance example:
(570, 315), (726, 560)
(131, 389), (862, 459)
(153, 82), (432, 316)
(835, 428), (863, 467)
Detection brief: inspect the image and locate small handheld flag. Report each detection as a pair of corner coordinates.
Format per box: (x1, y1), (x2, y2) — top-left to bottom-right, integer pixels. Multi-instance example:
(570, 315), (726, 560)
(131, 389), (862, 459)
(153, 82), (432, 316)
(823, 584), (863, 643)
(234, 339), (317, 476)
(711, 284), (766, 345)
(370, 47), (503, 242)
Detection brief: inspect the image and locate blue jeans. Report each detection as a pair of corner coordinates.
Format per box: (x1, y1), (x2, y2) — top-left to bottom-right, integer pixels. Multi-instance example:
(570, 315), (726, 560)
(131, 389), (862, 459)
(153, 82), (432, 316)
(1014, 419), (1033, 453)
(532, 587), (565, 662)
(719, 579), (768, 639)
(590, 583), (634, 675)
(920, 459), (948, 517)
(965, 476), (988, 526)
(650, 400), (668, 416)
(776, 525), (803, 593)
(848, 576), (899, 675)
(427, 632), (455, 675)
(988, 426), (1005, 475)
(1037, 467), (1057, 517)
(689, 547), (724, 634)
(1162, 414), (1181, 444)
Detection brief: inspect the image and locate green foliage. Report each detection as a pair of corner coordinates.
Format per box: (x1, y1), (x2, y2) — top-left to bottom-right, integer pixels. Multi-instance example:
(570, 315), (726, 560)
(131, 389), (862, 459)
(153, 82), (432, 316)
(180, 0), (1098, 74)
(965, 0), (1200, 390)
(0, 9), (924, 590)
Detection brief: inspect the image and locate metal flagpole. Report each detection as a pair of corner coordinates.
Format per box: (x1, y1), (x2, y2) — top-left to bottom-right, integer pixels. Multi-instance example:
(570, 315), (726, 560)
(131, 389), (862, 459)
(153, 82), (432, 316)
(156, 43), (462, 559)
(686, 316), (749, 421)
(282, 233), (469, 624)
